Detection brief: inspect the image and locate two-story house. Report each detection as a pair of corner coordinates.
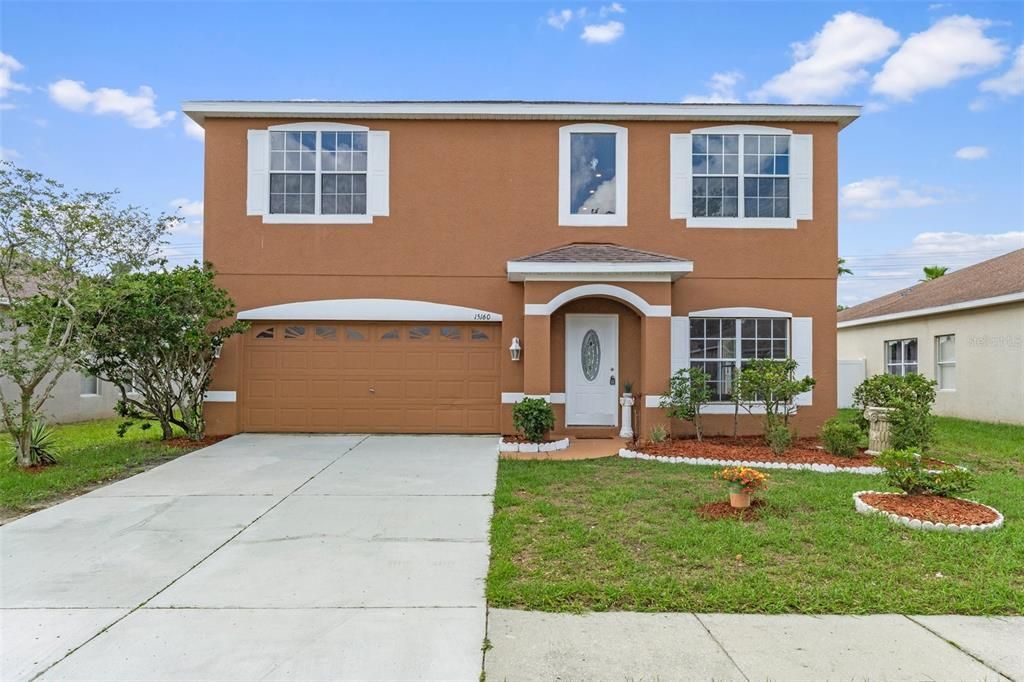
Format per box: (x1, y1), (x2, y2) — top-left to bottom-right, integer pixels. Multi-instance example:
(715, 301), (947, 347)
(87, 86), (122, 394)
(182, 101), (860, 439)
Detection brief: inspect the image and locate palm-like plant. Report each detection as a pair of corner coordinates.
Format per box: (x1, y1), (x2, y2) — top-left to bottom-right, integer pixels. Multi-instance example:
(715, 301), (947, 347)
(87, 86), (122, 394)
(922, 265), (949, 281)
(838, 258), (853, 277)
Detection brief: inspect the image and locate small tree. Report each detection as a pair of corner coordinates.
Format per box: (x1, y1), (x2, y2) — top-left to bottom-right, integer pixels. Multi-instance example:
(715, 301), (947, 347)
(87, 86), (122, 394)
(735, 358), (815, 437)
(660, 366), (712, 441)
(0, 163), (170, 466)
(922, 265), (949, 281)
(81, 263), (247, 441)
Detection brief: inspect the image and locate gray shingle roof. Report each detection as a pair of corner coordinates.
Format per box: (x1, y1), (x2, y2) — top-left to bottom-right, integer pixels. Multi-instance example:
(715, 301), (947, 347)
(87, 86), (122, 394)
(512, 243), (689, 264)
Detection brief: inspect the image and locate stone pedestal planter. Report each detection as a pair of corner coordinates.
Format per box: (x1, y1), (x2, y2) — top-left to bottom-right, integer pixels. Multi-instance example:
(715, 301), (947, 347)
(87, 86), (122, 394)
(618, 395), (635, 439)
(864, 406), (896, 454)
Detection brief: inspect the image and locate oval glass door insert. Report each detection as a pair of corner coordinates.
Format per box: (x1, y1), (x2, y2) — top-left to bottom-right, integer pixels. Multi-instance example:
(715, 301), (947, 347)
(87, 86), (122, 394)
(581, 329), (601, 381)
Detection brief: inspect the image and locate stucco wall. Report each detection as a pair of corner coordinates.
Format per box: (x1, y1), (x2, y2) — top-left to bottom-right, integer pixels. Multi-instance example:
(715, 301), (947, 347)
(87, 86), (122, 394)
(203, 116), (842, 435)
(0, 372), (118, 425)
(837, 302), (1024, 424)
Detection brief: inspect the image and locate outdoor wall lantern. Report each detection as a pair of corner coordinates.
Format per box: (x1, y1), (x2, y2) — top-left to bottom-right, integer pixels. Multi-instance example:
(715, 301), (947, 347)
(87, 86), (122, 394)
(509, 337), (522, 362)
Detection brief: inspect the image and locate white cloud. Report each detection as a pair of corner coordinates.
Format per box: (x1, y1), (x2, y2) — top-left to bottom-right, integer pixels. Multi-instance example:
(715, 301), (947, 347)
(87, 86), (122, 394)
(841, 177), (953, 219)
(954, 145), (989, 160)
(169, 198), (203, 218)
(48, 79), (175, 128)
(839, 231), (1024, 305)
(928, 3), (950, 10)
(0, 146), (20, 161)
(183, 117), (205, 141)
(752, 12), (900, 103)
(599, 3), (625, 16)
(684, 71), (743, 103)
(872, 16), (1007, 100)
(546, 8), (574, 29)
(0, 52), (29, 103)
(979, 44), (1024, 96)
(863, 101), (889, 113)
(581, 20), (624, 44)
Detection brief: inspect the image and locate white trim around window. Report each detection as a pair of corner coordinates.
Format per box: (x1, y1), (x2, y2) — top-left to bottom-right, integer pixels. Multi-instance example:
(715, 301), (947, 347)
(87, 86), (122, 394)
(669, 124), (812, 229)
(247, 122), (389, 224)
(559, 123), (628, 227)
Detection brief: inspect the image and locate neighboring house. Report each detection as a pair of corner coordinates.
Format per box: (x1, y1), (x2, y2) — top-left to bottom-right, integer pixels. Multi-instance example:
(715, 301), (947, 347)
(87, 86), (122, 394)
(1, 296), (118, 423)
(183, 100), (861, 438)
(838, 249), (1024, 425)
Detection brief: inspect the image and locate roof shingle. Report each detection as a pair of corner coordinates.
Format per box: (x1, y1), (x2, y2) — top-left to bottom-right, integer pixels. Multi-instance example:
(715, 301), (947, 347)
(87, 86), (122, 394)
(512, 243), (689, 264)
(838, 248), (1024, 323)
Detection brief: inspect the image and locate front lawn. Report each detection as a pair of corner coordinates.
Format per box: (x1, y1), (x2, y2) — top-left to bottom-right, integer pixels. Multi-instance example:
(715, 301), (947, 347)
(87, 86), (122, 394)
(0, 419), (205, 521)
(487, 412), (1024, 614)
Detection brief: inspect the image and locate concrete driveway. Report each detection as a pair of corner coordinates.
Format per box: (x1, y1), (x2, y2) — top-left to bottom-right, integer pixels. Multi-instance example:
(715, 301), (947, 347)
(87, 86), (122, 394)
(1, 434), (497, 681)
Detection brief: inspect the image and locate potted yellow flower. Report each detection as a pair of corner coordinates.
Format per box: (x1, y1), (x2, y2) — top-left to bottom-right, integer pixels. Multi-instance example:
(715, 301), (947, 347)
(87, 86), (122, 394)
(715, 466), (769, 509)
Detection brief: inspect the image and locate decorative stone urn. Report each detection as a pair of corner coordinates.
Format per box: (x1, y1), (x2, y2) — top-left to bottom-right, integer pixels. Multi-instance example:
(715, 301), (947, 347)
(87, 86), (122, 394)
(863, 406), (896, 454)
(619, 394), (635, 439)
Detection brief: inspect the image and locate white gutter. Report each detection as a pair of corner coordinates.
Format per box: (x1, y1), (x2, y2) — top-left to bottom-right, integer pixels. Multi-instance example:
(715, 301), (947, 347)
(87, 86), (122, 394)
(182, 101), (862, 129)
(837, 291), (1024, 328)
(507, 260), (693, 282)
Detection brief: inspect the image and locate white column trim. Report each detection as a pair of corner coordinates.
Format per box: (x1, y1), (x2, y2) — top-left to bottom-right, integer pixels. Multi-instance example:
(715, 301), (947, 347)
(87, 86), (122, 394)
(525, 284), (669, 317)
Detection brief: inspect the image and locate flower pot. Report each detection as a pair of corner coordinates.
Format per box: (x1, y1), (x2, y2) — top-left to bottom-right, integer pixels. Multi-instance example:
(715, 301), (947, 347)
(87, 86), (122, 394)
(729, 491), (751, 509)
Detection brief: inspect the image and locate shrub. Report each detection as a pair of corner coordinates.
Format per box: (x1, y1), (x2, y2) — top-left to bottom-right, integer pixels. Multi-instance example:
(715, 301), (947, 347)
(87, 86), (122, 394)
(8, 420), (59, 466)
(852, 373), (937, 450)
(875, 448), (976, 496)
(715, 466), (769, 493)
(512, 397), (556, 443)
(660, 367), (713, 441)
(765, 418), (793, 455)
(649, 424), (668, 443)
(735, 358), (815, 441)
(821, 417), (860, 457)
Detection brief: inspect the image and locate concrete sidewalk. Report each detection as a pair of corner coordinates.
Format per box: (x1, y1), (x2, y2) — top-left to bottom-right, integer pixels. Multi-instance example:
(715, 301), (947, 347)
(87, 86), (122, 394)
(485, 609), (1023, 681)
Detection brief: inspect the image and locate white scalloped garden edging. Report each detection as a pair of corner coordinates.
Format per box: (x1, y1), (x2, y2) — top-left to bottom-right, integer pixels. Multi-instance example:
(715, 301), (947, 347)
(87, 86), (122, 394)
(498, 437), (571, 454)
(618, 448), (885, 475)
(853, 490), (1004, 533)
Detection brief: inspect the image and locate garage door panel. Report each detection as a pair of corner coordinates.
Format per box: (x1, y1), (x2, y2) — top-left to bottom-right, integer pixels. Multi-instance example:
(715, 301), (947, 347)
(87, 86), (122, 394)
(242, 322), (499, 433)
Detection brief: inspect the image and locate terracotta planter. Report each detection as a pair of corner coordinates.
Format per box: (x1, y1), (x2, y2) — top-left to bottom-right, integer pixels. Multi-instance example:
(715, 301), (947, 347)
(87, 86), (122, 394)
(729, 490), (751, 509)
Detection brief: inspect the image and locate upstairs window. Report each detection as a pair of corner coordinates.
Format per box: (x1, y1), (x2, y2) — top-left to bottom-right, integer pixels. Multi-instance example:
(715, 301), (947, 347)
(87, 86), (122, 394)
(559, 123), (628, 227)
(247, 123), (389, 224)
(692, 133), (789, 219)
(885, 338), (918, 376)
(670, 126), (811, 229)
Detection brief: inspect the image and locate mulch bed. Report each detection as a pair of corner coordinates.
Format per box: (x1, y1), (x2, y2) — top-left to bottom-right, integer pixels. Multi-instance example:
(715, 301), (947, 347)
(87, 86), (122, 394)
(162, 435), (230, 449)
(638, 437), (949, 469)
(696, 498), (766, 521)
(859, 493), (998, 526)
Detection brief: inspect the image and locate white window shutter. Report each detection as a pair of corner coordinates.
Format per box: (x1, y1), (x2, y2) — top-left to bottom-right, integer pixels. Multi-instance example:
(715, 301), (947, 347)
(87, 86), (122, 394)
(367, 130), (390, 217)
(246, 130), (269, 216)
(669, 134), (692, 219)
(790, 134), (813, 220)
(792, 316), (813, 406)
(670, 316), (690, 374)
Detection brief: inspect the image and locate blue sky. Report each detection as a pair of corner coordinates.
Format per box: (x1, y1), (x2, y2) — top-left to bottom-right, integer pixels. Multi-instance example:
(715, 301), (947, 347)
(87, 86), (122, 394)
(2, 1), (1022, 305)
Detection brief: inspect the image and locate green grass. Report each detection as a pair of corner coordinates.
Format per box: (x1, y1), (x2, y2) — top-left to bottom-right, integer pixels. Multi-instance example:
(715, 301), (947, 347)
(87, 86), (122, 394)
(0, 418), (202, 519)
(488, 412), (1024, 615)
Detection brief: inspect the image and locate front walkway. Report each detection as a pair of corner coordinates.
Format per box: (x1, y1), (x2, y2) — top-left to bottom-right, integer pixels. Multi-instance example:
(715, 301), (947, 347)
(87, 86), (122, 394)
(485, 609), (1023, 681)
(1, 434), (497, 681)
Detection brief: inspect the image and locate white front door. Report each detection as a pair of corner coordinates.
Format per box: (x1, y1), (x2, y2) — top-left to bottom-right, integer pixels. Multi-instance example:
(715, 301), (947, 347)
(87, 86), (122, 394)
(565, 314), (619, 426)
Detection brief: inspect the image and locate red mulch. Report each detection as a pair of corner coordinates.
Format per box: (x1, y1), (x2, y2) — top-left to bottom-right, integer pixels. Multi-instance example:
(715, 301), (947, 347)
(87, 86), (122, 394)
(162, 435), (230, 449)
(638, 437), (949, 469)
(860, 493), (998, 526)
(696, 498), (766, 521)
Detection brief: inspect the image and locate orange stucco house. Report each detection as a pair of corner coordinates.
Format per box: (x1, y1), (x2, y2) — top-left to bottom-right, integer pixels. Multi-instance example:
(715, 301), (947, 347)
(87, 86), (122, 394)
(183, 101), (860, 439)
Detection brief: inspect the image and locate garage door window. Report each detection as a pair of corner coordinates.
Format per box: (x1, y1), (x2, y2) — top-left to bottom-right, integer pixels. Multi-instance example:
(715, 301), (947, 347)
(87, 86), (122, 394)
(380, 328), (400, 341)
(315, 326), (337, 341)
(409, 326), (431, 340)
(344, 327), (366, 341)
(471, 328), (491, 341)
(284, 325), (306, 339)
(255, 327), (275, 339)
(441, 326), (462, 341)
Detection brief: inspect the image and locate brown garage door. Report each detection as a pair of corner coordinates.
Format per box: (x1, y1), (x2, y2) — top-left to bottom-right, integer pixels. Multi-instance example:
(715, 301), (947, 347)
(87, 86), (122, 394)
(241, 321), (501, 433)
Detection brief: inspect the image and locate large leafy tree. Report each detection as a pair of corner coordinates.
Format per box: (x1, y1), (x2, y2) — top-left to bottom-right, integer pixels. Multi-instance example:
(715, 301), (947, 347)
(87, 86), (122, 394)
(82, 264), (248, 441)
(0, 163), (170, 467)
